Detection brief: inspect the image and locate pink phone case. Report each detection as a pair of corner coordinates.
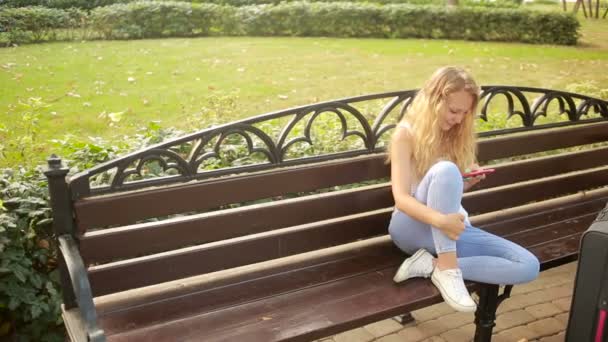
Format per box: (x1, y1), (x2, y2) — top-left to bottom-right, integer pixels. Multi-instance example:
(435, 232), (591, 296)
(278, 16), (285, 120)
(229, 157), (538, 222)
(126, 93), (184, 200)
(462, 168), (495, 178)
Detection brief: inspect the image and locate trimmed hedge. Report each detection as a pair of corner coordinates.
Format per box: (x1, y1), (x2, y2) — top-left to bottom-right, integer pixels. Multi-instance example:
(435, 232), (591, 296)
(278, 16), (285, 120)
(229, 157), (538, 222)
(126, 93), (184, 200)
(0, 1), (580, 45)
(0, 0), (134, 10)
(191, 0), (521, 7)
(89, 2), (235, 38)
(0, 0), (522, 9)
(87, 1), (579, 44)
(0, 6), (85, 43)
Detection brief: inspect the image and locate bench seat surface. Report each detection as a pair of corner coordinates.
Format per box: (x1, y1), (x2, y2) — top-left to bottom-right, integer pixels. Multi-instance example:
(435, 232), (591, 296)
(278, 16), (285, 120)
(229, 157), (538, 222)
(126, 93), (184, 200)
(93, 196), (605, 342)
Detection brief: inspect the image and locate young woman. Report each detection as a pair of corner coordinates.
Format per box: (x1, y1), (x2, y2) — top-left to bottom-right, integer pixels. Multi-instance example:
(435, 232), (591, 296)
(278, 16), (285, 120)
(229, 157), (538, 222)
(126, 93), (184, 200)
(387, 66), (540, 312)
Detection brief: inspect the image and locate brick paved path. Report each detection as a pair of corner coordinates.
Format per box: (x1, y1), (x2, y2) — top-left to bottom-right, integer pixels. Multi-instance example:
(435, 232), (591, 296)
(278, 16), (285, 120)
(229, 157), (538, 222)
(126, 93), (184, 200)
(319, 261), (576, 342)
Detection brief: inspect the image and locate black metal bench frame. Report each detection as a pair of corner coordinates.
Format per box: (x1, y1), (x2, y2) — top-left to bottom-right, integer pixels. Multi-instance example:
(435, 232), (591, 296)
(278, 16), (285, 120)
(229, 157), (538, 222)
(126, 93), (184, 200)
(45, 86), (608, 342)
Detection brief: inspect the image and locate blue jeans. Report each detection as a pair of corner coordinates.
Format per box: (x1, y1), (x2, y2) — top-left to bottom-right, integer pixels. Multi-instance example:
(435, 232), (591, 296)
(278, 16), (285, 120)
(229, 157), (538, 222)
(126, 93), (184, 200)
(388, 161), (540, 285)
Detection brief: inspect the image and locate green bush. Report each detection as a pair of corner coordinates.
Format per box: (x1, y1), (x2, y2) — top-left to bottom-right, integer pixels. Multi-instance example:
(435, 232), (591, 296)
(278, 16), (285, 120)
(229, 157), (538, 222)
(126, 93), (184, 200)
(461, 0), (520, 8)
(0, 1), (579, 45)
(0, 0), (522, 8)
(0, 167), (63, 342)
(195, 0), (521, 7)
(89, 1), (236, 38)
(0, 6), (83, 45)
(0, 0), (134, 10)
(88, 1), (578, 44)
(193, 0), (440, 7)
(0, 116), (186, 340)
(566, 81), (608, 100)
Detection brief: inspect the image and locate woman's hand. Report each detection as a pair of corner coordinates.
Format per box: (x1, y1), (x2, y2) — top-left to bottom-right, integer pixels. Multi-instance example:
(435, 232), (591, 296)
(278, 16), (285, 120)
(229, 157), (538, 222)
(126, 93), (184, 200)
(463, 175), (484, 191)
(436, 213), (466, 240)
(463, 163), (485, 192)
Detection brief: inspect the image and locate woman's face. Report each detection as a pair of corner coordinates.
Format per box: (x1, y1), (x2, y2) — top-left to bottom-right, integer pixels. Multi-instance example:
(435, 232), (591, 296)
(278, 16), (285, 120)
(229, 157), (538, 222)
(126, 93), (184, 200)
(440, 90), (473, 131)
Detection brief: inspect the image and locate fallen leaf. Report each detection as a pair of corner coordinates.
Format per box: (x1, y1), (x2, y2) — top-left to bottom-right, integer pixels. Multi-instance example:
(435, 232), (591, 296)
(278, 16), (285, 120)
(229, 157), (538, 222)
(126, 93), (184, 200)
(108, 111), (124, 123)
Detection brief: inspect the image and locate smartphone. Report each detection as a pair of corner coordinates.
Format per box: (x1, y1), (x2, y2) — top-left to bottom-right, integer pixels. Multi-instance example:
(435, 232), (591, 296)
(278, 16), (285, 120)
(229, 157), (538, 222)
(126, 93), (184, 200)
(462, 168), (495, 179)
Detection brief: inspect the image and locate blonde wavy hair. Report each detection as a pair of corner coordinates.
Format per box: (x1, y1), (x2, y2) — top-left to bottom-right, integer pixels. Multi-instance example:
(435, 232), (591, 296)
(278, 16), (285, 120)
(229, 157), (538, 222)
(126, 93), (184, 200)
(389, 66), (480, 180)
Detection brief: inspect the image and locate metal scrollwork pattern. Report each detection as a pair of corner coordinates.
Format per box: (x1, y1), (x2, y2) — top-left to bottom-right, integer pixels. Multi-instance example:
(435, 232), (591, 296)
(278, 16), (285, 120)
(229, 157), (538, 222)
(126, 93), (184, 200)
(276, 102), (373, 160)
(189, 123), (278, 171)
(69, 86), (608, 199)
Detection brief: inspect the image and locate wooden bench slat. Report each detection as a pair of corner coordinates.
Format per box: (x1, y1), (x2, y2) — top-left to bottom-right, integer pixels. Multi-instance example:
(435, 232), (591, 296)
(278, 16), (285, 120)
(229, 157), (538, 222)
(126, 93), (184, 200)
(477, 121), (608, 162)
(477, 146), (608, 190)
(530, 233), (582, 271)
(74, 121), (608, 231)
(74, 154), (389, 231)
(80, 184), (394, 264)
(81, 146), (608, 265)
(506, 212), (596, 247)
(472, 187), (608, 228)
(464, 166), (608, 214)
(482, 194), (608, 236)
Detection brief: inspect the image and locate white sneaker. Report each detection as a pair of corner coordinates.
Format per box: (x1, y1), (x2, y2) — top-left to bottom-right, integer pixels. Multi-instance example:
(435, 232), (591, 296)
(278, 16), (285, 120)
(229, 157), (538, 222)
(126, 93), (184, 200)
(393, 248), (434, 283)
(431, 267), (477, 312)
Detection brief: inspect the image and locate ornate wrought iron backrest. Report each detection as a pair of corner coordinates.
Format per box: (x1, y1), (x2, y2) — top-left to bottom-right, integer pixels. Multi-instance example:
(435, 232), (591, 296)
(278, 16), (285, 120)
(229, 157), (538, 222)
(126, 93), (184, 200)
(68, 86), (608, 199)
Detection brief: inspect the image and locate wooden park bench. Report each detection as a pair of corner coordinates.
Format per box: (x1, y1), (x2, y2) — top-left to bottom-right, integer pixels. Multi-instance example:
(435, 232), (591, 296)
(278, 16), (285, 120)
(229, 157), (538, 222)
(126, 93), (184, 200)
(44, 86), (608, 342)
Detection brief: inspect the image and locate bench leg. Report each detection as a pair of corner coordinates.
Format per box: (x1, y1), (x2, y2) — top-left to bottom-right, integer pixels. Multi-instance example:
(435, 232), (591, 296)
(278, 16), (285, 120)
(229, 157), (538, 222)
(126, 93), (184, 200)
(473, 284), (513, 342)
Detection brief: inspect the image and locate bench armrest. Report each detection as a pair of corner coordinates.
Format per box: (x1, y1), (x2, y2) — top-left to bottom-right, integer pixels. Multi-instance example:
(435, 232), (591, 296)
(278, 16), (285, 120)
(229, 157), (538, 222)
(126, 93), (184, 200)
(58, 234), (106, 342)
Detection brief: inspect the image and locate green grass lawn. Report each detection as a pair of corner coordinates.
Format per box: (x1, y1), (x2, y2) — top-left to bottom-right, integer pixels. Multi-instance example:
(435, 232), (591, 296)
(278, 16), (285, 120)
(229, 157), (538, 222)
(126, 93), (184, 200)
(1, 3), (607, 167)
